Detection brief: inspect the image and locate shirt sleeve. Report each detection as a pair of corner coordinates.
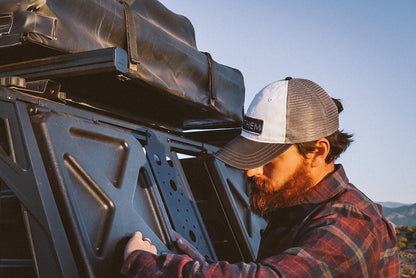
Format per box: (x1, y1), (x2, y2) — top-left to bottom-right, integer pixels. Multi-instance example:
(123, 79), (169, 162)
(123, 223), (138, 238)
(121, 204), (395, 277)
(121, 250), (282, 278)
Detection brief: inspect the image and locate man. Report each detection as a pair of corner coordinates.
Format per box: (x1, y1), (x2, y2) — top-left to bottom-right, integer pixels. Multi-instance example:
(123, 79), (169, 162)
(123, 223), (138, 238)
(122, 77), (400, 277)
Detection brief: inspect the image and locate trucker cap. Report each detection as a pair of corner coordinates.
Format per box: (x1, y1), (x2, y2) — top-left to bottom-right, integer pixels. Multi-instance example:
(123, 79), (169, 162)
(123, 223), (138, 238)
(215, 77), (339, 170)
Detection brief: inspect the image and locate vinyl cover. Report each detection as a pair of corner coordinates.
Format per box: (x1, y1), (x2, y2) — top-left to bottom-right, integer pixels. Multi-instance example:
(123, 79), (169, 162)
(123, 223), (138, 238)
(0, 0), (245, 129)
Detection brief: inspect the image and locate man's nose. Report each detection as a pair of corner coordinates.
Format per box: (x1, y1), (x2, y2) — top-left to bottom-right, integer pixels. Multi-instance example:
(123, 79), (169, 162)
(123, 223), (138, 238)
(246, 166), (263, 177)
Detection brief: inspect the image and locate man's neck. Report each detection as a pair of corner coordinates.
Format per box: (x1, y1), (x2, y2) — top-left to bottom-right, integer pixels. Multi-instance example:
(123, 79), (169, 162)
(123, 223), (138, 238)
(311, 162), (335, 188)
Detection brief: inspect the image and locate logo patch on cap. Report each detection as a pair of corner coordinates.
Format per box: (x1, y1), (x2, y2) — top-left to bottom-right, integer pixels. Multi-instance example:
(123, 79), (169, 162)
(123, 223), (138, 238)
(243, 116), (263, 135)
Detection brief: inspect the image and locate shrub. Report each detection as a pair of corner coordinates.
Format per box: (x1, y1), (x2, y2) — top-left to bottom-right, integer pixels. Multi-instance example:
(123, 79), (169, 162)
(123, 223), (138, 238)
(398, 236), (408, 250)
(398, 241), (407, 251)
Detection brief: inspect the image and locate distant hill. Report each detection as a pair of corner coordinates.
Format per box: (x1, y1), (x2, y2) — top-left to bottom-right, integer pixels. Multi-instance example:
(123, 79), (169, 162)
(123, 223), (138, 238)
(382, 203), (416, 226)
(379, 201), (411, 208)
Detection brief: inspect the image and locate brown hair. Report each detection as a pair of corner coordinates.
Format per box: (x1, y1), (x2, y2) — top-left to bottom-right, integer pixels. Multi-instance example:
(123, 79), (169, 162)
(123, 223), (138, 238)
(295, 98), (353, 163)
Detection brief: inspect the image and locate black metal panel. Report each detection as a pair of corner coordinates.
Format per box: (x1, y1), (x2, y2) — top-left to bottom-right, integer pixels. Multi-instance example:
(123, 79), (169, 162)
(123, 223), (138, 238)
(0, 182), (36, 278)
(0, 94), (80, 278)
(179, 156), (243, 263)
(0, 100), (30, 170)
(144, 130), (217, 262)
(205, 157), (267, 261)
(30, 111), (173, 277)
(0, 117), (11, 156)
(1, 85), (267, 277)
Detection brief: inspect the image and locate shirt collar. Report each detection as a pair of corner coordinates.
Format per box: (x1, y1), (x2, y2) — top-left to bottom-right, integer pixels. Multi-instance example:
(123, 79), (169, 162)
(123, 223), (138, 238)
(303, 164), (349, 204)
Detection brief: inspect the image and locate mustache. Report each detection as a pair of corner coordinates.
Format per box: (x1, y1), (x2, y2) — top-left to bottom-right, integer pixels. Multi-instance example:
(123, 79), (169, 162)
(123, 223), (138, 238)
(250, 175), (276, 194)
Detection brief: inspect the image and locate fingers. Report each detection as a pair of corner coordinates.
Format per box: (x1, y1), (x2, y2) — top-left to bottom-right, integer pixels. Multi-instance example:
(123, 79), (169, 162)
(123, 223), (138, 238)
(173, 231), (182, 240)
(146, 243), (157, 255)
(124, 231), (158, 260)
(173, 231), (185, 245)
(132, 231), (142, 239)
(173, 231), (205, 262)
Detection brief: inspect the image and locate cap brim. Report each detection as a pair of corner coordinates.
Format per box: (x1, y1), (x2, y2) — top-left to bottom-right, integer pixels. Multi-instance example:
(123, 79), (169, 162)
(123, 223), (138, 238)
(214, 136), (291, 170)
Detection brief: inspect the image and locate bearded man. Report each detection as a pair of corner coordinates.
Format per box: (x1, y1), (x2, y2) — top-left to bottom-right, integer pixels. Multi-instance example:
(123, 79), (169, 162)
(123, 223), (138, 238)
(121, 78), (400, 277)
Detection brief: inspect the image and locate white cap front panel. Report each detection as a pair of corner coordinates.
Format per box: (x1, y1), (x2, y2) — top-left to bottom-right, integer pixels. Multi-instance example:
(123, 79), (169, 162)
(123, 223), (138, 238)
(242, 80), (288, 143)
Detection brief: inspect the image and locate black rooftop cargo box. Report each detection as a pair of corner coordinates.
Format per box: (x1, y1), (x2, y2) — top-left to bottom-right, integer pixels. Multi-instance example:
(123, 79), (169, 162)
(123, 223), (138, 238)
(0, 0), (245, 130)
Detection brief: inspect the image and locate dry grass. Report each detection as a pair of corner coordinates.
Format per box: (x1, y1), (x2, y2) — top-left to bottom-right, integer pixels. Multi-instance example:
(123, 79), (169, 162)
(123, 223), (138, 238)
(396, 226), (416, 277)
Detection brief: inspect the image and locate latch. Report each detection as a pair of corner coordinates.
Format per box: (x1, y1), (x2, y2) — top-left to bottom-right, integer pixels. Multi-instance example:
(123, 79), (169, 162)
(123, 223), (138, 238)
(1, 76), (66, 101)
(0, 14), (13, 35)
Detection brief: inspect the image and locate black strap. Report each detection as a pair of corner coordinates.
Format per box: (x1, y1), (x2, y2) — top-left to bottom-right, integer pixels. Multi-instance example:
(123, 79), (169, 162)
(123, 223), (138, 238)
(119, 1), (140, 66)
(202, 52), (217, 107)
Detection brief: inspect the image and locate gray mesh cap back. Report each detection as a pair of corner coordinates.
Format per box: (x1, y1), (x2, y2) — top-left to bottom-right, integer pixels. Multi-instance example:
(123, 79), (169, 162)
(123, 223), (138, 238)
(215, 77), (339, 170)
(285, 78), (339, 143)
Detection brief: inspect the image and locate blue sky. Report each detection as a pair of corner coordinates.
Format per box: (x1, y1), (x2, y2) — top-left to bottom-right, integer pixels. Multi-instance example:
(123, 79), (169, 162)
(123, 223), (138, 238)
(160, 0), (416, 204)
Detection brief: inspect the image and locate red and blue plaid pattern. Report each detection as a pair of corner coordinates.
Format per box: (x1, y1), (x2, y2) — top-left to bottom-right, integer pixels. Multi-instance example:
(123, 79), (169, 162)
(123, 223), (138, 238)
(122, 165), (400, 277)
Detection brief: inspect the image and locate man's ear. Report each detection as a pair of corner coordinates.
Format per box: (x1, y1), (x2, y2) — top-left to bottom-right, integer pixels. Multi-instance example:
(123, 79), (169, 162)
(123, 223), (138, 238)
(310, 138), (330, 167)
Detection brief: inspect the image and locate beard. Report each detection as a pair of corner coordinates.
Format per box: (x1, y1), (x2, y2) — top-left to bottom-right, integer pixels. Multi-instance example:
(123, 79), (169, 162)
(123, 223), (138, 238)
(249, 161), (314, 217)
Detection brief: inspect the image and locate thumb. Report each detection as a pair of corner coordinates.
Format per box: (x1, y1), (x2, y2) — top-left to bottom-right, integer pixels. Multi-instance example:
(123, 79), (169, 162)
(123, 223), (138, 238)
(173, 231), (205, 262)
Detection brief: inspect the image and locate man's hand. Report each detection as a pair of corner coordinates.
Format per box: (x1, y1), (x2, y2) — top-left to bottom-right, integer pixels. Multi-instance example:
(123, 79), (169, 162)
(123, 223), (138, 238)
(124, 231), (157, 260)
(174, 231), (205, 262)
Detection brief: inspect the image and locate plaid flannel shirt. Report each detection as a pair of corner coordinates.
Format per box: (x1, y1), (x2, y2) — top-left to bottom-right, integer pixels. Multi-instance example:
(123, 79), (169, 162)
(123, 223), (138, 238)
(121, 165), (400, 277)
